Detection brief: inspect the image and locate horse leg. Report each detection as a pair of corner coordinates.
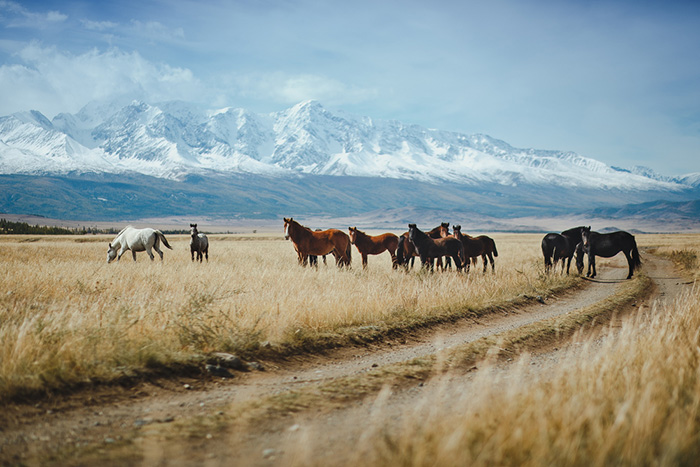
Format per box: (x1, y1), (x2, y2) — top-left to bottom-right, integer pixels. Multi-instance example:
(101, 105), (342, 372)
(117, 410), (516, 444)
(587, 254), (596, 278)
(452, 253), (463, 272)
(488, 253), (495, 273)
(624, 250), (634, 279)
(390, 251), (398, 269)
(362, 253), (368, 269)
(204, 247), (208, 262)
(481, 254), (487, 273)
(191, 248), (195, 262)
(154, 244), (164, 261)
(117, 247), (128, 262)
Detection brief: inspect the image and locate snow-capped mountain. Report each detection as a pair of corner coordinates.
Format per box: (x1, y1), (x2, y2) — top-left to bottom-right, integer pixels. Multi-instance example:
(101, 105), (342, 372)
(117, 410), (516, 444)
(0, 99), (690, 191)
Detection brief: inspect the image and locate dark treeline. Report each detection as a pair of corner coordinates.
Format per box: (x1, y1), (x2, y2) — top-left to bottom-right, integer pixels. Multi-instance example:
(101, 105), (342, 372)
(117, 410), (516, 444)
(0, 219), (190, 236)
(0, 218), (110, 235)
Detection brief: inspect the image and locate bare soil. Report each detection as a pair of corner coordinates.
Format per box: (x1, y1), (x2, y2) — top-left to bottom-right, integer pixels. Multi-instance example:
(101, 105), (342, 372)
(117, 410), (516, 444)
(0, 252), (691, 466)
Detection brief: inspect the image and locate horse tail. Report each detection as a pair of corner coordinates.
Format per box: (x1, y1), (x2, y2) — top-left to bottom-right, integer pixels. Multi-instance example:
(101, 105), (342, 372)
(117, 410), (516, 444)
(156, 231), (173, 250)
(345, 238), (352, 266)
(631, 238), (642, 271)
(491, 239), (498, 257)
(541, 238), (552, 268)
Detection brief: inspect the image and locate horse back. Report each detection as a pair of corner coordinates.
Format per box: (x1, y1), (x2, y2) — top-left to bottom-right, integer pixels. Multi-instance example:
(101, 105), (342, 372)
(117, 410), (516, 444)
(590, 231), (635, 257)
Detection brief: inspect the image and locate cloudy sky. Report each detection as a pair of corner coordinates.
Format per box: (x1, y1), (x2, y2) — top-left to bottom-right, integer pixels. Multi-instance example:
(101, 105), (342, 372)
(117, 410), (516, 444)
(1, 0), (699, 176)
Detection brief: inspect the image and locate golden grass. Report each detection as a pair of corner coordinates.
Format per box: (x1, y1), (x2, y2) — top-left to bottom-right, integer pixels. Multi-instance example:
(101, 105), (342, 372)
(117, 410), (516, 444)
(357, 236), (700, 466)
(0, 233), (577, 401)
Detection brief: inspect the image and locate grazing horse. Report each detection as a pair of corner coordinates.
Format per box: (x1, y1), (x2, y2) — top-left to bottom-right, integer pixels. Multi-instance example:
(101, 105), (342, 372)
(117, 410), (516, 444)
(451, 225), (498, 273)
(348, 227), (399, 269)
(284, 218), (352, 267)
(541, 233), (582, 274)
(107, 226), (173, 263)
(189, 223), (209, 262)
(408, 224), (463, 272)
(581, 226), (641, 279)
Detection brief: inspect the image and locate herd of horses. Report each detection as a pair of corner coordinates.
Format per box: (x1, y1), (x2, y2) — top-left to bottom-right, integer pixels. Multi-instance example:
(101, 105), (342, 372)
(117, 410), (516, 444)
(106, 219), (642, 280)
(284, 218), (498, 273)
(541, 225), (641, 279)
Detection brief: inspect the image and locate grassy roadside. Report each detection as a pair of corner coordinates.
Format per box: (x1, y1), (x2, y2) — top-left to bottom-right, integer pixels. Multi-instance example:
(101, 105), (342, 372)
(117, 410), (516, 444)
(29, 251), (655, 466)
(0, 234), (580, 403)
(85, 268), (646, 465)
(219, 271), (650, 426)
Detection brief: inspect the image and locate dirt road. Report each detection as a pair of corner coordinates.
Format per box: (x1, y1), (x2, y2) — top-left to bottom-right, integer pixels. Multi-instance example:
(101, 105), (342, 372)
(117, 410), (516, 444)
(0, 252), (691, 466)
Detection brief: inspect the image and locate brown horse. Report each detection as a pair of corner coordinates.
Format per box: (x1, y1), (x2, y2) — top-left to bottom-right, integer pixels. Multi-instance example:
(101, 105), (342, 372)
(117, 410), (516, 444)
(348, 227), (399, 269)
(397, 223), (450, 270)
(451, 225), (498, 273)
(283, 218), (352, 267)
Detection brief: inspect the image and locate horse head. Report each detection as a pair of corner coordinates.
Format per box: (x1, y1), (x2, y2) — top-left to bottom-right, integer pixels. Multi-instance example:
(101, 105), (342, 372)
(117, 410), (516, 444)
(283, 217), (293, 240)
(348, 226), (357, 244)
(453, 225), (462, 237)
(439, 222), (450, 238)
(190, 223), (198, 237)
(107, 243), (118, 263)
(408, 224), (419, 244)
(581, 226), (592, 249)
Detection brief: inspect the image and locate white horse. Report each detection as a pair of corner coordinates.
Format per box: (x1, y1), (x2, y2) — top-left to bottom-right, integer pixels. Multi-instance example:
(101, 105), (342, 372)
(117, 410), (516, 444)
(189, 223), (209, 262)
(107, 226), (173, 263)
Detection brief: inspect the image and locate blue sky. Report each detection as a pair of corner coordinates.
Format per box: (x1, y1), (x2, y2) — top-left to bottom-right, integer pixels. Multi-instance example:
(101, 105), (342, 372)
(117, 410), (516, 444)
(1, 0), (699, 176)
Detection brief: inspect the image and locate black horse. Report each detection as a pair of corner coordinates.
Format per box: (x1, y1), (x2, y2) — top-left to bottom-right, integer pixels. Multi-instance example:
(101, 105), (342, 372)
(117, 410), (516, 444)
(541, 233), (583, 274)
(396, 223), (450, 270)
(581, 226), (641, 279)
(407, 224), (464, 272)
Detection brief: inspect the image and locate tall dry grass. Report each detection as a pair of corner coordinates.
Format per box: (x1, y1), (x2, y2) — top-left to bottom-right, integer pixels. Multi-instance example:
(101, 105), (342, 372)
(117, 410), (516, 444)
(0, 233), (576, 400)
(359, 237), (700, 466)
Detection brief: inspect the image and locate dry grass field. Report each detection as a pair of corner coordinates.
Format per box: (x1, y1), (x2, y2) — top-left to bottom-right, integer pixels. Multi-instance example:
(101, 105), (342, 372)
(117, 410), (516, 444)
(0, 232), (578, 402)
(355, 235), (700, 466)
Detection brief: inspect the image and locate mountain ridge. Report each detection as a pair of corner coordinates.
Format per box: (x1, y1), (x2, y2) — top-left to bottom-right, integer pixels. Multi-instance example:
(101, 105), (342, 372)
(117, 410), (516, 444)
(1, 99), (696, 189)
(1, 99), (699, 227)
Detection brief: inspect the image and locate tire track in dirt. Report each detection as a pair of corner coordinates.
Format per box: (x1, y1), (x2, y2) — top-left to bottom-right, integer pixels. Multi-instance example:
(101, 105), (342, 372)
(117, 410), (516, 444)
(0, 253), (688, 465)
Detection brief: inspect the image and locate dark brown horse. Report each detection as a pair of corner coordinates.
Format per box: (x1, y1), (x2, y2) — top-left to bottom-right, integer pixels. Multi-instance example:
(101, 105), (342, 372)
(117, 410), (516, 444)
(451, 225), (498, 273)
(541, 232), (583, 274)
(348, 227), (399, 269)
(397, 223), (450, 270)
(283, 218), (352, 267)
(408, 224), (464, 272)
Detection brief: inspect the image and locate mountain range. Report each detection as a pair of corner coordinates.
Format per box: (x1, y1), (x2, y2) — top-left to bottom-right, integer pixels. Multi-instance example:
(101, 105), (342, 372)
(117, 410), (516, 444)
(1, 99), (699, 230)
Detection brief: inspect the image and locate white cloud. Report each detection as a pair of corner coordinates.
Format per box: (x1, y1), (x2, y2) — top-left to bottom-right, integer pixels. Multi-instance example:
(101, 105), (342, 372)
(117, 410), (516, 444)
(0, 0), (67, 28)
(0, 44), (203, 117)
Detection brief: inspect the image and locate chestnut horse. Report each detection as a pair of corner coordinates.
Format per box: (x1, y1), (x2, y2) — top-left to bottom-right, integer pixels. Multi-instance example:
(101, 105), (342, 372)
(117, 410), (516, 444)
(284, 218), (352, 267)
(397, 223), (450, 270)
(408, 224), (464, 272)
(450, 225), (498, 273)
(348, 227), (399, 269)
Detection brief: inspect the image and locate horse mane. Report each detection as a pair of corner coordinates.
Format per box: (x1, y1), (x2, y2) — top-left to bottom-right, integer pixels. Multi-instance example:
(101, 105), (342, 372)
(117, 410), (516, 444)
(561, 226), (585, 240)
(112, 225), (133, 242)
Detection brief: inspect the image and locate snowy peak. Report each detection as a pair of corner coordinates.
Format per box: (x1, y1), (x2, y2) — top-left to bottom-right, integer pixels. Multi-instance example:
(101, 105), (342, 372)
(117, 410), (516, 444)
(0, 99), (693, 193)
